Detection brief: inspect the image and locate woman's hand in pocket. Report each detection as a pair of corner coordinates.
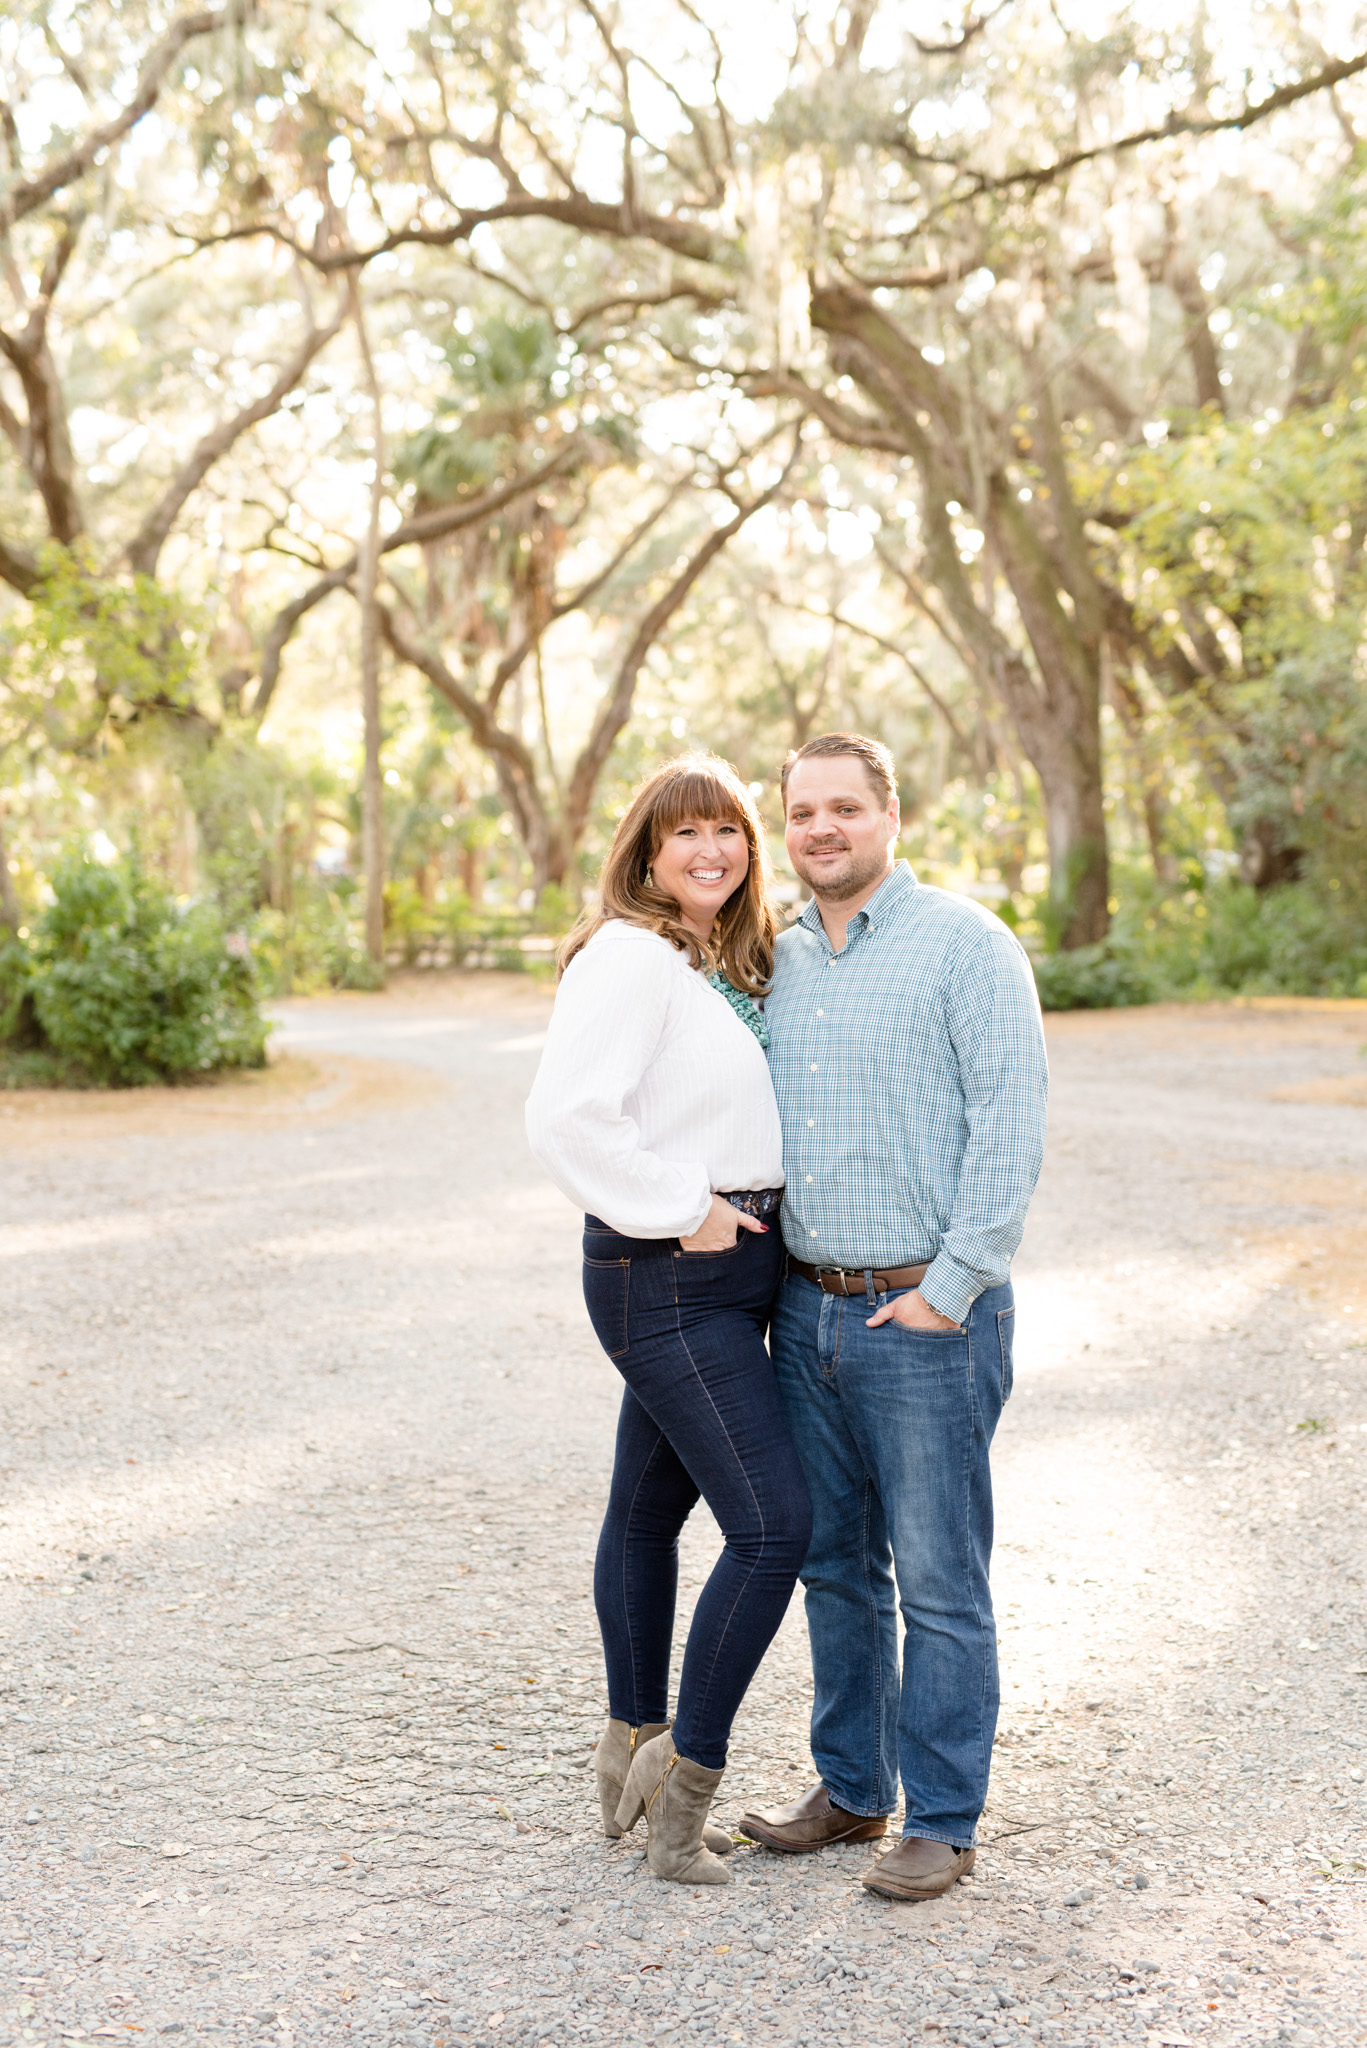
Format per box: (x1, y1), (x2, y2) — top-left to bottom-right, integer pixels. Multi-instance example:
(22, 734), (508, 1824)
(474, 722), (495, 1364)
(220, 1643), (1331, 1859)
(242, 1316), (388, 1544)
(679, 1195), (769, 1253)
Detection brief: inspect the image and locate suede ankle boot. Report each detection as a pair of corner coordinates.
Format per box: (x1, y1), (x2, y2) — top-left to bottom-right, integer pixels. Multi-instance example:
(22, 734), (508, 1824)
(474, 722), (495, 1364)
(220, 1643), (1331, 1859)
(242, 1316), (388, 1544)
(594, 1719), (668, 1838)
(595, 1719), (734, 1853)
(614, 1730), (731, 1886)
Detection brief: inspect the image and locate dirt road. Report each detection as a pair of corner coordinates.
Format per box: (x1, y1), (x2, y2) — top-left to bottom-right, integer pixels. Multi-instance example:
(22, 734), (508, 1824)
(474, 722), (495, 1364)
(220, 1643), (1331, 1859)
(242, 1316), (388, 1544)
(1, 982), (1364, 2048)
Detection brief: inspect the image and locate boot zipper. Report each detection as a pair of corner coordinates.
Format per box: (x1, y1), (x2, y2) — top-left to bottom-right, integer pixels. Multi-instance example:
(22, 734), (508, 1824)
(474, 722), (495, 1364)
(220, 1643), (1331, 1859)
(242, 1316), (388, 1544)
(645, 1752), (679, 1817)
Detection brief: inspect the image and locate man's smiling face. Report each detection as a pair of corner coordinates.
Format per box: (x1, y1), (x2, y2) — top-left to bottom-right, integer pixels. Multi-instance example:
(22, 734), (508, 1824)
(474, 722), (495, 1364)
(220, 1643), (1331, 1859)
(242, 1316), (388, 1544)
(784, 755), (899, 904)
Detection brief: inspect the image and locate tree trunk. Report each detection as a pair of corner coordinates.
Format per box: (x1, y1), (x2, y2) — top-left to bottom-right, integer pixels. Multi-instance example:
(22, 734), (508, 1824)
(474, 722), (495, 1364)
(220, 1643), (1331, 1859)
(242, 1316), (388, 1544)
(459, 842), (484, 905)
(351, 285), (386, 974)
(1028, 722), (1111, 947)
(1239, 820), (1304, 888)
(809, 283), (1112, 947)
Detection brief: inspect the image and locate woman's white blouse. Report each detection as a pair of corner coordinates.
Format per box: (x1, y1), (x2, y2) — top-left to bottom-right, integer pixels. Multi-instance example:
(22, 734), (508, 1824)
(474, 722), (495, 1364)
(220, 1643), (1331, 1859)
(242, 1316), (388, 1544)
(525, 921), (784, 1238)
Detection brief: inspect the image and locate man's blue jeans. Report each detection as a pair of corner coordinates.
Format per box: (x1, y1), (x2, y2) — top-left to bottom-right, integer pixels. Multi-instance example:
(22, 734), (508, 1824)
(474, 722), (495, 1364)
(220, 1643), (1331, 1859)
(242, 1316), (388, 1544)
(770, 1271), (1014, 1847)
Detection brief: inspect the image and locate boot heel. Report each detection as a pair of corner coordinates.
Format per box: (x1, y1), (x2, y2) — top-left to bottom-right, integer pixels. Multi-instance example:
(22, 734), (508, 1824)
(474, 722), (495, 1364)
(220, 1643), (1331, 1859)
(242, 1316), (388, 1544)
(615, 1727), (672, 1835)
(613, 1752), (649, 1834)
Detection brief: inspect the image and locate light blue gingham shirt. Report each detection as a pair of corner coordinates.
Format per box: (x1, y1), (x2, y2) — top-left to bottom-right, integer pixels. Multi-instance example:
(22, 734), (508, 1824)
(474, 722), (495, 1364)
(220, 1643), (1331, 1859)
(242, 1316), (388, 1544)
(765, 862), (1049, 1324)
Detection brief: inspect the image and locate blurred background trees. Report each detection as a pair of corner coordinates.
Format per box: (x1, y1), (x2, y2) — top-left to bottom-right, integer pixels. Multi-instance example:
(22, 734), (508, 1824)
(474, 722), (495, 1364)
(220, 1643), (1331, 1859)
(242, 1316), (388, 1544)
(3, 0), (1367, 1070)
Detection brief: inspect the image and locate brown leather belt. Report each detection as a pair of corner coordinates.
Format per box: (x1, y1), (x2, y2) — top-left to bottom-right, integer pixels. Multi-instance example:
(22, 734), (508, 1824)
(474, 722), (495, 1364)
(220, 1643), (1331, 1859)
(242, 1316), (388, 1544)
(788, 1258), (929, 1298)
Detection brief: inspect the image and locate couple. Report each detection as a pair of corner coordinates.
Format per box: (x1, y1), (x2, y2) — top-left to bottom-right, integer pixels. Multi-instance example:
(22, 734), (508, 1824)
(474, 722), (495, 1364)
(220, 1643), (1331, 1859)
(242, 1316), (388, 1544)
(526, 732), (1048, 1900)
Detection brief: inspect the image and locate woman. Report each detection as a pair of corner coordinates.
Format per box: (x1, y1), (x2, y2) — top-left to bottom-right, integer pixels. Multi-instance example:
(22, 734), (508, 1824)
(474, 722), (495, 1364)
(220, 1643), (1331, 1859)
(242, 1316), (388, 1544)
(525, 756), (811, 1887)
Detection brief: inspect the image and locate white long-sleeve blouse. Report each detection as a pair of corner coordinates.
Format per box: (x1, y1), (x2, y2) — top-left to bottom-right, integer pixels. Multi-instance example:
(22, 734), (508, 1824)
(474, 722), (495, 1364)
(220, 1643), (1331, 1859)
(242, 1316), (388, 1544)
(524, 920), (784, 1239)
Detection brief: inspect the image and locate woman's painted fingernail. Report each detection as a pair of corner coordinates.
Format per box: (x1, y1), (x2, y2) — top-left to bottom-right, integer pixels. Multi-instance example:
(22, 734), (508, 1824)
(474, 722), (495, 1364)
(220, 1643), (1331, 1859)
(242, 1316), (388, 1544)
(759, 1223), (769, 1232)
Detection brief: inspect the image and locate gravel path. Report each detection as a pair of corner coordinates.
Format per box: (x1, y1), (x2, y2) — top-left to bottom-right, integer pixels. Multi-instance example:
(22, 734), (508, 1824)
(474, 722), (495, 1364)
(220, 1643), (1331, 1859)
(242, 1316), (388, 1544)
(2, 980), (1365, 2048)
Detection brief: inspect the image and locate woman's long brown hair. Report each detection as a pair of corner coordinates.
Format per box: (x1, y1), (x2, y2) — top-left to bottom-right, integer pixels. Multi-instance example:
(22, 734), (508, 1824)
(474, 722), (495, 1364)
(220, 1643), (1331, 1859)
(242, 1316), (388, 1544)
(558, 755), (777, 995)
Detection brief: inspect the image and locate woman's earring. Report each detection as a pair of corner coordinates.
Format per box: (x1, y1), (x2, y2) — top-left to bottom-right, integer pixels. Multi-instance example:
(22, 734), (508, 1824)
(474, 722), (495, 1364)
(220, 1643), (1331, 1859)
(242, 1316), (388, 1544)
(644, 868), (653, 889)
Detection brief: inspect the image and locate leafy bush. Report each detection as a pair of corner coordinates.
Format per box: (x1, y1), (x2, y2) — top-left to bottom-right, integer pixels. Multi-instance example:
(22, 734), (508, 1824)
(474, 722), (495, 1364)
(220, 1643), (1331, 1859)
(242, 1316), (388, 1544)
(0, 936), (35, 1043)
(24, 851), (269, 1085)
(1031, 872), (1367, 1009)
(1030, 937), (1162, 1011)
(249, 880), (383, 995)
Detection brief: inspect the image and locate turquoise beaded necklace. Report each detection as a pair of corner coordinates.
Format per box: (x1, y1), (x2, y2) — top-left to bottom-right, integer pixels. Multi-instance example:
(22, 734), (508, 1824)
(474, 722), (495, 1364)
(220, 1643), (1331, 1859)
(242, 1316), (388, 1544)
(708, 971), (769, 1050)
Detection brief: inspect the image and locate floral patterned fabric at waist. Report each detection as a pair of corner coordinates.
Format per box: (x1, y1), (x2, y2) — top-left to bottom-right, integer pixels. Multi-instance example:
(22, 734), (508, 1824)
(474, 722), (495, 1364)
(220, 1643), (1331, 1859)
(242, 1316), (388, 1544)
(721, 1188), (784, 1220)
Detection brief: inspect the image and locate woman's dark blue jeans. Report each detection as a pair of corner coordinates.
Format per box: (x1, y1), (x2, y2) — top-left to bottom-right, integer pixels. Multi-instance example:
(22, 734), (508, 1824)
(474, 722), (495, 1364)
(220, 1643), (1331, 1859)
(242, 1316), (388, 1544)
(582, 1217), (811, 1772)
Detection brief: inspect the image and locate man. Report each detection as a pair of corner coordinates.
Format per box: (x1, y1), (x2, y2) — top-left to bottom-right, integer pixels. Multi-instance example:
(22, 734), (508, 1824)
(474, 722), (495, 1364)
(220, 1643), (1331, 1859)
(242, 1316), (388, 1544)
(740, 731), (1048, 1901)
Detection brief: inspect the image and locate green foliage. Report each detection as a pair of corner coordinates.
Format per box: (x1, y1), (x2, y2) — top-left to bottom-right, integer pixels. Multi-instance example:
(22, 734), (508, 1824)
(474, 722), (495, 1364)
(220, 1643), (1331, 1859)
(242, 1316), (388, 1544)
(18, 851), (269, 1086)
(1112, 407), (1367, 682)
(1033, 871), (1367, 1009)
(0, 936), (35, 1043)
(1228, 638), (1367, 915)
(1031, 935), (1161, 1011)
(0, 544), (201, 754)
(248, 880), (380, 994)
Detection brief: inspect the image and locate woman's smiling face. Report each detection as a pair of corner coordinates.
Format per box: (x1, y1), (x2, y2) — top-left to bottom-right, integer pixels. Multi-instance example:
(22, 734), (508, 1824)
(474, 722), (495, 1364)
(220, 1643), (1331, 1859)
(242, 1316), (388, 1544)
(652, 812), (750, 938)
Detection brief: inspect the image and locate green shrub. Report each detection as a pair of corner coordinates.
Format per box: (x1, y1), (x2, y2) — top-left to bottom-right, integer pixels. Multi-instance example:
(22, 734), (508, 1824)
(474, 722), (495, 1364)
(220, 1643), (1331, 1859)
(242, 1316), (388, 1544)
(249, 879), (382, 995)
(28, 851), (269, 1085)
(1218, 883), (1367, 995)
(1030, 937), (1162, 1011)
(385, 877), (444, 966)
(1030, 871), (1367, 1010)
(0, 935), (36, 1043)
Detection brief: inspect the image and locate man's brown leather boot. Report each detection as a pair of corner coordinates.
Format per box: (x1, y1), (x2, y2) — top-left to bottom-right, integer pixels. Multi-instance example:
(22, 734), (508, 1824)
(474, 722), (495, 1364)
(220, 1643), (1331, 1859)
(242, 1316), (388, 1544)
(860, 1836), (976, 1899)
(739, 1782), (889, 1853)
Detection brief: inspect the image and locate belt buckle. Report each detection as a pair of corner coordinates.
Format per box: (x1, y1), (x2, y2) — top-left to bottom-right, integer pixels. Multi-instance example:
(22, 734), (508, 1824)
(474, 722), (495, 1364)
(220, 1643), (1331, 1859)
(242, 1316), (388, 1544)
(816, 1266), (853, 1297)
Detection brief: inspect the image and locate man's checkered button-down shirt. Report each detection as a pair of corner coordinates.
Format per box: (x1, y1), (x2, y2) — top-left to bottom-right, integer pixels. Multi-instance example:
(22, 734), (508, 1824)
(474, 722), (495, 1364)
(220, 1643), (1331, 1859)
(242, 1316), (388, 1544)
(764, 862), (1049, 1325)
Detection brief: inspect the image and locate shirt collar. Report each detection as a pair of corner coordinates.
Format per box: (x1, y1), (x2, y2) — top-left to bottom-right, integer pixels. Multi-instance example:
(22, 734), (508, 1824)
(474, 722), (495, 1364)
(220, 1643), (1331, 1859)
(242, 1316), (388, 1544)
(796, 859), (917, 941)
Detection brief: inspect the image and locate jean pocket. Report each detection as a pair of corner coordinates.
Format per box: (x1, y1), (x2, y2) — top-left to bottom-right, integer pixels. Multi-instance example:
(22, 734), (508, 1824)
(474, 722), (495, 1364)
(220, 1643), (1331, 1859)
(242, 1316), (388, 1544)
(583, 1256), (631, 1359)
(997, 1305), (1015, 1401)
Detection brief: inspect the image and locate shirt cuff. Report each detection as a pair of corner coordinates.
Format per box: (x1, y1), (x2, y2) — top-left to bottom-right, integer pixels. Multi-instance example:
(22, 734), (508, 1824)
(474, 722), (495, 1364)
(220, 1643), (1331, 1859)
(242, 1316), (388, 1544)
(918, 1252), (983, 1327)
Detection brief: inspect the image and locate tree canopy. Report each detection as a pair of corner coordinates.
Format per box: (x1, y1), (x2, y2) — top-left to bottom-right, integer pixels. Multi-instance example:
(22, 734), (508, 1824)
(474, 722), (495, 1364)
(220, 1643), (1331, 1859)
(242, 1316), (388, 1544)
(2, 0), (1366, 1006)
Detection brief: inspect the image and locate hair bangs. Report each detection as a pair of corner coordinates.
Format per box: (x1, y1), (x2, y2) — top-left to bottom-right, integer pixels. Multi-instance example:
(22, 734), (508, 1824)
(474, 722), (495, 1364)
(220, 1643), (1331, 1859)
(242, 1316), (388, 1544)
(648, 764), (747, 843)
(559, 751), (777, 995)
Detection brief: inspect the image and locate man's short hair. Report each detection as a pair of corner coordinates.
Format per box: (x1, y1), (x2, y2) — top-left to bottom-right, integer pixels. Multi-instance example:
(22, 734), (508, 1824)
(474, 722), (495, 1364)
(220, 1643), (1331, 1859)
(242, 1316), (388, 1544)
(780, 731), (897, 809)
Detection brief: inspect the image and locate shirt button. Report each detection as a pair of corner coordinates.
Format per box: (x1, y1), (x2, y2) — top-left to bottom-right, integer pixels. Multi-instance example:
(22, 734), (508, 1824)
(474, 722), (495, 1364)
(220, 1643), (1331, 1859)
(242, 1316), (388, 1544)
(816, 1008), (823, 1017)
(809, 1063), (818, 1072)
(826, 959), (835, 968)
(807, 1119), (814, 1128)
(809, 1228), (818, 1237)
(805, 1175), (813, 1183)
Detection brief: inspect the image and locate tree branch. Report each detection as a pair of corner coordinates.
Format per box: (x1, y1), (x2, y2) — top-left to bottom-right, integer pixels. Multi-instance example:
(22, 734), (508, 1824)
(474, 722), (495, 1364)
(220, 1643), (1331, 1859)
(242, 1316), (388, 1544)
(0, 529), (41, 596)
(1073, 358), (1139, 437)
(935, 51), (1367, 203)
(0, 215), (85, 543)
(912, 2), (1012, 56)
(566, 283), (722, 333)
(250, 437), (591, 721)
(840, 262), (971, 292)
(185, 189), (721, 274)
(483, 482), (686, 718)
(792, 602), (975, 754)
(743, 367), (908, 453)
(562, 433), (803, 845)
(124, 300), (348, 577)
(379, 601), (551, 865)
(0, 7), (227, 228)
